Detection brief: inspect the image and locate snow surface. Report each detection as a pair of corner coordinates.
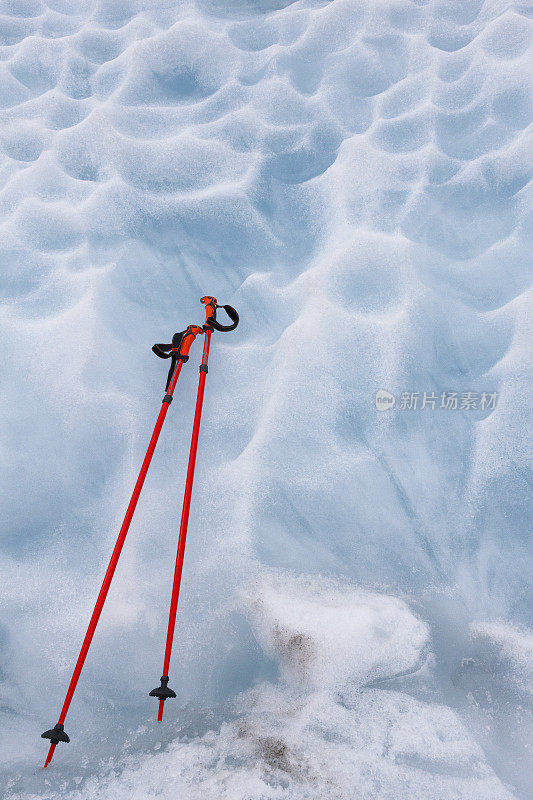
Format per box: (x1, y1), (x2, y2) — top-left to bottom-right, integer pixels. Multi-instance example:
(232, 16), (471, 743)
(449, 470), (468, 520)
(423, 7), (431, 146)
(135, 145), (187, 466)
(0, 0), (531, 798)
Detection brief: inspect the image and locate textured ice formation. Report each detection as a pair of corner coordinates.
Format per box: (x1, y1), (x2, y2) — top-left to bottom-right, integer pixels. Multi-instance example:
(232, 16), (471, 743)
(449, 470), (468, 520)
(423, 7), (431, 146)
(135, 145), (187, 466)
(0, 0), (531, 798)
(13, 576), (521, 799)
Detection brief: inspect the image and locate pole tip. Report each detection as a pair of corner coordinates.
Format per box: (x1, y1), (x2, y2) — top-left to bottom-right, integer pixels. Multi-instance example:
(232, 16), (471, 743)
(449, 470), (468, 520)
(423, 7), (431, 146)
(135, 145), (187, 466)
(43, 742), (56, 768)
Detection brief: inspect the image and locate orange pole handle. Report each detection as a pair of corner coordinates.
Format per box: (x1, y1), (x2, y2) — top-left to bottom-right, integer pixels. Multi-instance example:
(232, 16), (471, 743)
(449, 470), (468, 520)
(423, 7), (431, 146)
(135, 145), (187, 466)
(173, 325), (204, 359)
(200, 296), (217, 327)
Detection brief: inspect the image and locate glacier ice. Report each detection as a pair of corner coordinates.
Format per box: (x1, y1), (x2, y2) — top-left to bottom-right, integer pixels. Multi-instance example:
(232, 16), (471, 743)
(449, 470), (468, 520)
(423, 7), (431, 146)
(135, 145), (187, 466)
(0, 0), (531, 798)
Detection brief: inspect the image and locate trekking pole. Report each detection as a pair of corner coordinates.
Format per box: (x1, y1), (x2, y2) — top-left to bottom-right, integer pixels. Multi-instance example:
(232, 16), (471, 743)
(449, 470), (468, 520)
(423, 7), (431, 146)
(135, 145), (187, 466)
(150, 297), (239, 721)
(42, 325), (204, 768)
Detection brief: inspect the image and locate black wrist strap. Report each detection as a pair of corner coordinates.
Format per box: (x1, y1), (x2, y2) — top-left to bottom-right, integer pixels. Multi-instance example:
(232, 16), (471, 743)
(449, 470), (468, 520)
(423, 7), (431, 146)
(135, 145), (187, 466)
(206, 304), (239, 332)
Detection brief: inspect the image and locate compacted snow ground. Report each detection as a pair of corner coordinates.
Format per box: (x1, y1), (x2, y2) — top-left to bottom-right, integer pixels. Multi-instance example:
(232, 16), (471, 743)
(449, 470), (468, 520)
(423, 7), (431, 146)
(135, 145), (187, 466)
(0, 1), (531, 798)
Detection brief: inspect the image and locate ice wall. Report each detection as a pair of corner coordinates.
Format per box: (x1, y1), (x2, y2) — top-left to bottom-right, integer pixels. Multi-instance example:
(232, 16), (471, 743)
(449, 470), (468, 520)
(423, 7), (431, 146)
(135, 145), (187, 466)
(0, 1), (531, 798)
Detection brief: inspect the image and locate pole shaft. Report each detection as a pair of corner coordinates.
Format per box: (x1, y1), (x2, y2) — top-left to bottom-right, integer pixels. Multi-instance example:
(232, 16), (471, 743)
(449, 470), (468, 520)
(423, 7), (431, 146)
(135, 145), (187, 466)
(158, 331), (212, 720)
(45, 361), (184, 767)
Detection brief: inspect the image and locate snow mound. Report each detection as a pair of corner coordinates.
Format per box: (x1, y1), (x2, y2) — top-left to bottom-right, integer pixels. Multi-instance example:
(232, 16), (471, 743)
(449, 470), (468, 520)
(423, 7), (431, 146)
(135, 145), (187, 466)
(10, 575), (516, 800)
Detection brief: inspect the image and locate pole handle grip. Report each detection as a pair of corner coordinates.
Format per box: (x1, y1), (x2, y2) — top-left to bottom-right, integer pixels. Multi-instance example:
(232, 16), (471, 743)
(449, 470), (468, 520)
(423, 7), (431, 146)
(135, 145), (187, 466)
(176, 325), (203, 358)
(152, 325), (204, 360)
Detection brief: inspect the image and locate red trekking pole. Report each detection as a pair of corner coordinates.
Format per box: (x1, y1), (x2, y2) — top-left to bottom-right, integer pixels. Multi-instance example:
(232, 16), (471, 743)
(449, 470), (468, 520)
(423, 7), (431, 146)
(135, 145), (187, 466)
(150, 297), (239, 720)
(42, 324), (204, 768)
